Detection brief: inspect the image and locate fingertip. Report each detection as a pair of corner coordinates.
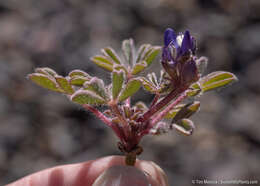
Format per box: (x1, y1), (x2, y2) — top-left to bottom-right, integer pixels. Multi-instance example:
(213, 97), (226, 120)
(93, 165), (150, 186)
(136, 160), (169, 186)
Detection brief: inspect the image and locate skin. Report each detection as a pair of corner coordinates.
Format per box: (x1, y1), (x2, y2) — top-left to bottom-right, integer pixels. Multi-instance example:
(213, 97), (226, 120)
(7, 156), (169, 186)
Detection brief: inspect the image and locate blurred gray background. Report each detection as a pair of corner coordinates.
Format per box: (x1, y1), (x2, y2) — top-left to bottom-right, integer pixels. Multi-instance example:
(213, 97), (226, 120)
(0, 0), (260, 185)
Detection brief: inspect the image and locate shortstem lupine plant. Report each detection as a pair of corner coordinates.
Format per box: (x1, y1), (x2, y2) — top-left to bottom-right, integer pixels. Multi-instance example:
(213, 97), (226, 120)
(28, 28), (237, 166)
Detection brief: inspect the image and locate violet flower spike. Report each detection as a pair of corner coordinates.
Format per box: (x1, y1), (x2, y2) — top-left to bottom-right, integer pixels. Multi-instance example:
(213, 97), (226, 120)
(161, 28), (199, 87)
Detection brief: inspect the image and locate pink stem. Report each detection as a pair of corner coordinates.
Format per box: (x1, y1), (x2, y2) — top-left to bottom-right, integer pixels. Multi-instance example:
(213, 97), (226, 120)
(82, 104), (112, 127)
(150, 91), (188, 127)
(139, 86), (187, 123)
(150, 93), (160, 108)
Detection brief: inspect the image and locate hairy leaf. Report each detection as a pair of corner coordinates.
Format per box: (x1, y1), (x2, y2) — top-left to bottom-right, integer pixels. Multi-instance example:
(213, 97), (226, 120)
(70, 76), (89, 86)
(68, 70), (90, 78)
(35, 67), (57, 77)
(55, 76), (74, 94)
(140, 77), (157, 93)
(187, 82), (201, 97)
(122, 39), (135, 67)
(84, 77), (108, 100)
(102, 47), (121, 64)
(136, 44), (151, 63)
(91, 55), (114, 71)
(173, 119), (195, 136)
(200, 71), (238, 92)
(143, 46), (161, 66)
(71, 90), (106, 105)
(112, 70), (125, 99)
(119, 78), (141, 102)
(172, 101), (200, 122)
(131, 61), (147, 75)
(28, 73), (60, 92)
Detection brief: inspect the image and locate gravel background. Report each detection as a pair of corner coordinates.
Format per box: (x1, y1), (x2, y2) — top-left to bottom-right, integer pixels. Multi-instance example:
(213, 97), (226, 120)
(0, 0), (260, 185)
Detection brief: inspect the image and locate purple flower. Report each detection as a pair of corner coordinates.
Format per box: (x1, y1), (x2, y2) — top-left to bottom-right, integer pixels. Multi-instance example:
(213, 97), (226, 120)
(162, 28), (199, 86)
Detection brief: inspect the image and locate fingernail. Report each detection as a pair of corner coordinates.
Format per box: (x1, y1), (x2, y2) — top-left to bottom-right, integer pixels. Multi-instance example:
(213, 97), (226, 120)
(93, 165), (151, 186)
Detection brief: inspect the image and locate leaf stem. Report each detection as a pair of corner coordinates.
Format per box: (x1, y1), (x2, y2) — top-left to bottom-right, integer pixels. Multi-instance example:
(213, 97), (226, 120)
(82, 104), (112, 127)
(110, 103), (128, 127)
(150, 93), (160, 108)
(140, 86), (188, 122)
(150, 91), (188, 127)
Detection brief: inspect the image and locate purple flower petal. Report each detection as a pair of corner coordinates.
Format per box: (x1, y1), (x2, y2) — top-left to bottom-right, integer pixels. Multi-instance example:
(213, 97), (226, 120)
(180, 30), (192, 55)
(162, 46), (172, 62)
(181, 59), (199, 85)
(164, 28), (177, 46)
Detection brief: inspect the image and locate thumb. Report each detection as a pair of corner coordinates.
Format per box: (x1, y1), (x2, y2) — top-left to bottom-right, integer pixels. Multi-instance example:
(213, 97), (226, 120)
(93, 165), (150, 186)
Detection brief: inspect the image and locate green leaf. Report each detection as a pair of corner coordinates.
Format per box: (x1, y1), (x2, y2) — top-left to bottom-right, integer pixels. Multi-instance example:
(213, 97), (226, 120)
(35, 67), (58, 77)
(119, 78), (141, 102)
(200, 71), (238, 92)
(112, 70), (125, 99)
(114, 64), (128, 75)
(70, 76), (89, 86)
(91, 55), (114, 71)
(83, 77), (108, 100)
(55, 76), (74, 94)
(147, 72), (158, 86)
(68, 70), (90, 78)
(136, 44), (151, 63)
(131, 61), (147, 75)
(173, 119), (195, 136)
(164, 105), (184, 119)
(187, 82), (201, 97)
(122, 38), (135, 67)
(102, 47), (121, 64)
(71, 90), (106, 105)
(172, 101), (200, 122)
(28, 73), (60, 92)
(140, 77), (157, 93)
(143, 46), (161, 66)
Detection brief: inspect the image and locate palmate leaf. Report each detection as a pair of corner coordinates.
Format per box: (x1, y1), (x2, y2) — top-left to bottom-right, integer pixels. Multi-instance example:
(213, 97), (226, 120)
(200, 71), (238, 92)
(91, 55), (114, 71)
(122, 38), (135, 67)
(119, 78), (142, 102)
(112, 70), (125, 100)
(140, 77), (158, 93)
(68, 70), (91, 78)
(55, 76), (74, 94)
(83, 77), (108, 100)
(70, 76), (90, 86)
(143, 46), (161, 66)
(132, 46), (161, 75)
(131, 61), (147, 75)
(136, 44), (151, 63)
(71, 90), (106, 105)
(102, 47), (121, 64)
(28, 73), (60, 92)
(35, 67), (58, 77)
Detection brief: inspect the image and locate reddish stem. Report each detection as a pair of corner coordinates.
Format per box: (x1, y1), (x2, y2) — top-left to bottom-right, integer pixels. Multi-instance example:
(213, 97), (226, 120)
(82, 104), (112, 127)
(150, 91), (187, 127)
(150, 93), (160, 108)
(139, 86), (187, 123)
